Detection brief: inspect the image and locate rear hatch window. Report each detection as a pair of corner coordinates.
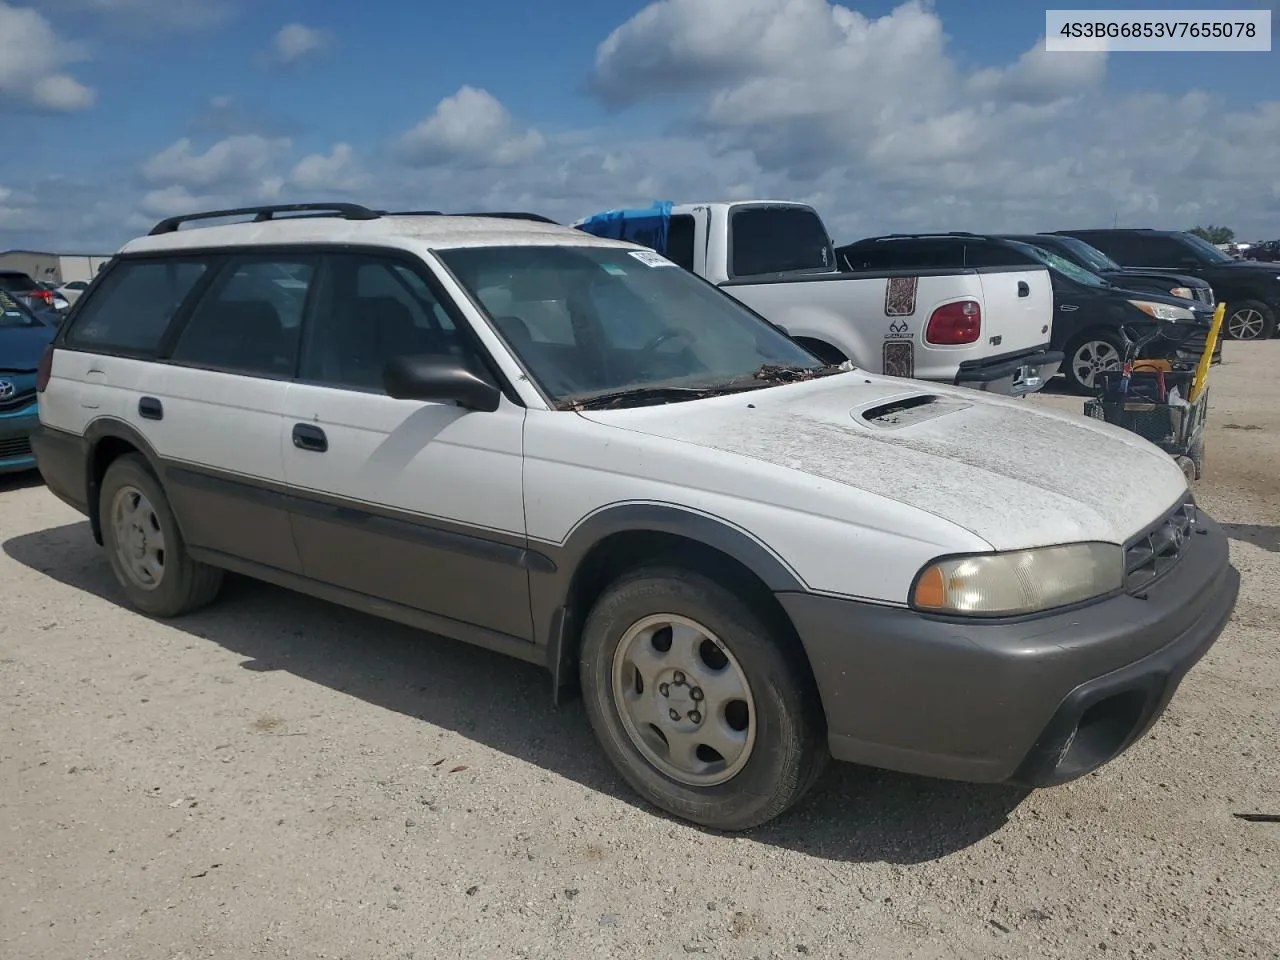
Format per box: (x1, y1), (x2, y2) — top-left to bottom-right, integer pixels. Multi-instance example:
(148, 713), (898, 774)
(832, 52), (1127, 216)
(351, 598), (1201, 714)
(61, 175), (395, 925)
(730, 206), (834, 277)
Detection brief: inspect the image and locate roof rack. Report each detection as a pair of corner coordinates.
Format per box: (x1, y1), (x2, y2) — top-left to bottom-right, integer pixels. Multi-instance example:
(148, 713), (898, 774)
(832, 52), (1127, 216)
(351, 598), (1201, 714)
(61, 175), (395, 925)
(148, 202), (382, 236)
(846, 232), (983, 243)
(377, 209), (558, 225)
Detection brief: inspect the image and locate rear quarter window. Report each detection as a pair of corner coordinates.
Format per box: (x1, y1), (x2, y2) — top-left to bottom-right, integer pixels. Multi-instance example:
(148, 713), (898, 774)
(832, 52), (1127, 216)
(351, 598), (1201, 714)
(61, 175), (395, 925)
(64, 258), (211, 355)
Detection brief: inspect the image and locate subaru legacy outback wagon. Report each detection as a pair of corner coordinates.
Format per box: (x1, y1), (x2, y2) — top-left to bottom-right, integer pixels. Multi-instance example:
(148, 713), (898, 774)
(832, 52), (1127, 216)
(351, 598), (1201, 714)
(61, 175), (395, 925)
(32, 203), (1240, 830)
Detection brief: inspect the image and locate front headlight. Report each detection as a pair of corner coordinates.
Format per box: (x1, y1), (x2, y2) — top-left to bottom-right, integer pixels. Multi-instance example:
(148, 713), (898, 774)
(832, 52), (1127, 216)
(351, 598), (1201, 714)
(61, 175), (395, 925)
(1129, 299), (1195, 321)
(912, 542), (1123, 617)
(1169, 286), (1194, 299)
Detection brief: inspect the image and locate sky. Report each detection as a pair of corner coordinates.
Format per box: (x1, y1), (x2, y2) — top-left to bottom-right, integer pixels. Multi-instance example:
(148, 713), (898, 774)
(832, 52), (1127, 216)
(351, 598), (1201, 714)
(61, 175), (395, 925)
(1, 0), (1278, 254)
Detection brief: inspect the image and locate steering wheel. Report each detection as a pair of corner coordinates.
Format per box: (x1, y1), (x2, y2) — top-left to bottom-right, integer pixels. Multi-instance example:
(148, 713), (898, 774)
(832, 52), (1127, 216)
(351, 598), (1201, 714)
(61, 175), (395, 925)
(639, 328), (694, 354)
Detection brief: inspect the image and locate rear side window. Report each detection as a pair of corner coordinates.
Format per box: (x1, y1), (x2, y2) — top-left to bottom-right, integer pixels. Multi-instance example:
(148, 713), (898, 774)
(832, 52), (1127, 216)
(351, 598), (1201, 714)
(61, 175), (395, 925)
(170, 255), (317, 377)
(730, 206), (833, 277)
(0, 272), (37, 292)
(666, 214), (696, 271)
(65, 259), (210, 355)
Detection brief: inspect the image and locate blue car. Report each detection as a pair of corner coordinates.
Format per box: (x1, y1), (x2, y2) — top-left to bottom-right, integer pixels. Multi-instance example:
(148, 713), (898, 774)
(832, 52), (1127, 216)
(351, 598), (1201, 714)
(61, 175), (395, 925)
(0, 291), (57, 475)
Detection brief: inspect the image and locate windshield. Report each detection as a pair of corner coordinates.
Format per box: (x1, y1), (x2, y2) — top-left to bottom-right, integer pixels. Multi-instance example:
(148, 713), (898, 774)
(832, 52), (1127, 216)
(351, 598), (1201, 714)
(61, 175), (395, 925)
(0, 291), (42, 328)
(730, 206), (835, 277)
(1052, 236), (1121, 272)
(1011, 242), (1110, 288)
(437, 245), (826, 406)
(1179, 233), (1233, 264)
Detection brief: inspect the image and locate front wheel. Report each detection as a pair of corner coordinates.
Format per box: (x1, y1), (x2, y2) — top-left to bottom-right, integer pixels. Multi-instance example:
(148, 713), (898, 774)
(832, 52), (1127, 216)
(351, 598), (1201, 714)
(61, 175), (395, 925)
(1223, 300), (1277, 341)
(579, 567), (828, 830)
(1064, 332), (1124, 395)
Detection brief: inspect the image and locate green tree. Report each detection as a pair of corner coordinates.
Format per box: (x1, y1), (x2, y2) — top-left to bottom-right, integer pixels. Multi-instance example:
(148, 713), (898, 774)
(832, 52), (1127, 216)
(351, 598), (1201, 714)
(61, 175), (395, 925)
(1188, 225), (1235, 245)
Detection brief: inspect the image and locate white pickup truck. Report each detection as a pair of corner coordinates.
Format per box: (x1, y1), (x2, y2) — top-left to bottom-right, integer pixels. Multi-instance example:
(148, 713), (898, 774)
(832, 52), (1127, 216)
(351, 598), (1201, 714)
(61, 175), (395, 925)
(575, 201), (1063, 395)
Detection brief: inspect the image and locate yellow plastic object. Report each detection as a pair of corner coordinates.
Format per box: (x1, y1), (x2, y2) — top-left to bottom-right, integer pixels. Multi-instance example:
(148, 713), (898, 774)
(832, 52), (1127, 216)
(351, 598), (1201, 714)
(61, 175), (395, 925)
(1189, 302), (1226, 404)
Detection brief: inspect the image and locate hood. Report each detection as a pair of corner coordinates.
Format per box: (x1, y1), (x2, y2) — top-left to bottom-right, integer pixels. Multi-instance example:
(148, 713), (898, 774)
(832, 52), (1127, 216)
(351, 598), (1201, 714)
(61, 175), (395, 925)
(580, 374), (1190, 551)
(0, 324), (56, 372)
(1102, 268), (1209, 290)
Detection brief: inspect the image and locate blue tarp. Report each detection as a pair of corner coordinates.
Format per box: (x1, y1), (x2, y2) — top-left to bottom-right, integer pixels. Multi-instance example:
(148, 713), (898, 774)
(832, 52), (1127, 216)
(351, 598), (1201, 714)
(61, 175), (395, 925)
(575, 201), (674, 255)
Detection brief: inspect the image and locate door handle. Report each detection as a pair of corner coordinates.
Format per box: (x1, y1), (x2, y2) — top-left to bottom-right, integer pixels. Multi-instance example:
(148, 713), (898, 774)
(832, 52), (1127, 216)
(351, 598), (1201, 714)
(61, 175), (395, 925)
(1017, 281), (1031, 298)
(138, 396), (163, 421)
(292, 423), (328, 453)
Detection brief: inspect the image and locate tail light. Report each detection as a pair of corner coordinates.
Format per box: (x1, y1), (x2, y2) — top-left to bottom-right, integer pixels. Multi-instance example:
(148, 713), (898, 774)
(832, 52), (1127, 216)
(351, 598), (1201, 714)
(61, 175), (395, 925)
(926, 300), (982, 345)
(37, 344), (54, 392)
(32, 288), (54, 304)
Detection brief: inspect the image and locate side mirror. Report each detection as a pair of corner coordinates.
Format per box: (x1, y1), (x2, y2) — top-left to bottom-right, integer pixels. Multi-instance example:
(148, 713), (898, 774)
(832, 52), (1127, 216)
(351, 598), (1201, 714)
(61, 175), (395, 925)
(382, 354), (502, 412)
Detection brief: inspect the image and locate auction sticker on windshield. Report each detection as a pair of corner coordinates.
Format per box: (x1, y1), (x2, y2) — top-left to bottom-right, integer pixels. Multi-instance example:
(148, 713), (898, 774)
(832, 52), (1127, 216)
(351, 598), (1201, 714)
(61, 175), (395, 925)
(629, 250), (677, 268)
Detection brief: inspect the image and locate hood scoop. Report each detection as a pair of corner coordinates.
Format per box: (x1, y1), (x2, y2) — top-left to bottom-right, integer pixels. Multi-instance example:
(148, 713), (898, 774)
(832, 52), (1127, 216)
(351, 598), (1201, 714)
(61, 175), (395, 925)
(858, 394), (970, 429)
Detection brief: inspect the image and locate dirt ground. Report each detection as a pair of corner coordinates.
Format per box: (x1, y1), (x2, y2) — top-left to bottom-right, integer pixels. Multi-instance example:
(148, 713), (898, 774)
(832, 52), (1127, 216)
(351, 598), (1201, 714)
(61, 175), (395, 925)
(2, 344), (1277, 960)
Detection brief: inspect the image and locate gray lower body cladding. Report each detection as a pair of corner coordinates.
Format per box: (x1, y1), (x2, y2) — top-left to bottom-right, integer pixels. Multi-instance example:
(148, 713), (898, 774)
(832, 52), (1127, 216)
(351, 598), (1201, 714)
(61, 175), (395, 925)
(779, 514), (1238, 786)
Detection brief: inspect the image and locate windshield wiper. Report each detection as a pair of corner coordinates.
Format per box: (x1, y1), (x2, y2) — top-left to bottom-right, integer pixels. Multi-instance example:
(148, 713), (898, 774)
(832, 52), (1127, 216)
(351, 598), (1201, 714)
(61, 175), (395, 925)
(557, 385), (730, 411)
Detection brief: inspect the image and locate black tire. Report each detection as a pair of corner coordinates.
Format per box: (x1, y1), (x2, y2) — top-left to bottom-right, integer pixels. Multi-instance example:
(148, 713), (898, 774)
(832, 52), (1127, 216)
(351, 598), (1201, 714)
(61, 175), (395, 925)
(1063, 330), (1125, 395)
(99, 453), (223, 617)
(1222, 300), (1276, 341)
(579, 566), (828, 831)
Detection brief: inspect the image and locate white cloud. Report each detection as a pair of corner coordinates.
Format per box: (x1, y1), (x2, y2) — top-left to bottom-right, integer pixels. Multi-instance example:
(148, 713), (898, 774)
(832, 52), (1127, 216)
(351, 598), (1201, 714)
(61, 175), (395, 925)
(5, 0), (1280, 254)
(288, 143), (368, 193)
(142, 135), (293, 190)
(0, 2), (95, 111)
(263, 23), (330, 67)
(396, 86), (546, 167)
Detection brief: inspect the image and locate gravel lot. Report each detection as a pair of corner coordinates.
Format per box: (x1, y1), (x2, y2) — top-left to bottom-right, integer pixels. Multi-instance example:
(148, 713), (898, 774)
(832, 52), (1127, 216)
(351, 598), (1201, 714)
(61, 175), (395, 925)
(2, 344), (1277, 960)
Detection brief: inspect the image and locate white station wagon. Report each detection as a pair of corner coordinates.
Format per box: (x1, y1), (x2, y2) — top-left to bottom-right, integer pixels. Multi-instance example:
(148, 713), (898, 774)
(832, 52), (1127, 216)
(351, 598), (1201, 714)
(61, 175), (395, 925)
(32, 203), (1240, 830)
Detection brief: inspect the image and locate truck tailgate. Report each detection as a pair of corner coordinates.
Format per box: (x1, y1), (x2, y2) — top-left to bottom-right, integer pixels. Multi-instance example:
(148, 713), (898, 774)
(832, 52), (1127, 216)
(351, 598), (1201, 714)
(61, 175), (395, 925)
(976, 267), (1053, 357)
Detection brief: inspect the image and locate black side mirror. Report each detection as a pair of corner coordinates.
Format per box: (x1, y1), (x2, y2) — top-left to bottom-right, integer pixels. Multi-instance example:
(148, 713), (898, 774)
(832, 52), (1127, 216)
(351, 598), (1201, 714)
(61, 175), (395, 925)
(382, 354), (502, 412)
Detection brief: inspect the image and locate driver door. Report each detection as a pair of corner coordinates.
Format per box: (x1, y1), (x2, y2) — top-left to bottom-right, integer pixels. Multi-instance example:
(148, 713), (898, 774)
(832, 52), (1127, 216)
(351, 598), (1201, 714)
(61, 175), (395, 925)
(280, 250), (532, 642)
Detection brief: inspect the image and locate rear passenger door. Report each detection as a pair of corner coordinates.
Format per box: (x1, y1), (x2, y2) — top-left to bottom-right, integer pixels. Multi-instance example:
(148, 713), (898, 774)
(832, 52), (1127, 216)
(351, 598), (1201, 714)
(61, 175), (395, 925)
(146, 253), (318, 574)
(280, 250), (531, 641)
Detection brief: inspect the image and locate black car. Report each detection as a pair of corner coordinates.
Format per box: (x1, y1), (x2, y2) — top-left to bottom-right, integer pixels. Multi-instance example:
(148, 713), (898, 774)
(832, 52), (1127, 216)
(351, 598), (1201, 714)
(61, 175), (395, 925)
(837, 233), (1218, 394)
(1244, 240), (1280, 263)
(1052, 229), (1280, 341)
(996, 234), (1215, 307)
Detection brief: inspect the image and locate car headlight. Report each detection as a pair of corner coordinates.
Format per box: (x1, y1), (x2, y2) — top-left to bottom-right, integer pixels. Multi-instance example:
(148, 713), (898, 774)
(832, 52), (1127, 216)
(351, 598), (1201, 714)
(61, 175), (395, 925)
(1129, 299), (1195, 321)
(912, 542), (1124, 617)
(1169, 287), (1194, 299)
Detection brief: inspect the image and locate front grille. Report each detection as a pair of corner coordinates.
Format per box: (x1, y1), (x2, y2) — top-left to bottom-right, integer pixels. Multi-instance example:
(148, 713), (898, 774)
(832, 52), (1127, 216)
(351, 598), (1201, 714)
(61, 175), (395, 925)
(1197, 287), (1215, 306)
(0, 387), (36, 412)
(1124, 495), (1197, 594)
(0, 435), (32, 459)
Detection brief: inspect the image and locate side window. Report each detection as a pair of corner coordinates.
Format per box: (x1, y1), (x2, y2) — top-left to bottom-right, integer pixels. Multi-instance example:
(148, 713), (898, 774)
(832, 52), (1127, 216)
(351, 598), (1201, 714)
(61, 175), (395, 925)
(65, 259), (209, 355)
(840, 244), (897, 269)
(301, 253), (468, 391)
(1086, 233), (1141, 264)
(666, 214), (696, 271)
(169, 256), (317, 377)
(1142, 236), (1196, 265)
(963, 242), (1027, 267)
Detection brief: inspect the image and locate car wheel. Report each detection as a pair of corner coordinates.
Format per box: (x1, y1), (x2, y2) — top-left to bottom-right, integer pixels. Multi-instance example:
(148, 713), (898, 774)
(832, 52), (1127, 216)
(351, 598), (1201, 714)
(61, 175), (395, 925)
(1065, 332), (1124, 395)
(1223, 300), (1276, 341)
(579, 566), (828, 831)
(99, 453), (224, 617)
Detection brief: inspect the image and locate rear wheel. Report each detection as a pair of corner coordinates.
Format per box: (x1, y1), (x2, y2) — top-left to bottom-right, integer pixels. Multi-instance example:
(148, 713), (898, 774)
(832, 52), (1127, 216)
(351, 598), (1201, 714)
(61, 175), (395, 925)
(1223, 300), (1276, 341)
(579, 566), (828, 830)
(99, 454), (223, 617)
(1064, 332), (1124, 395)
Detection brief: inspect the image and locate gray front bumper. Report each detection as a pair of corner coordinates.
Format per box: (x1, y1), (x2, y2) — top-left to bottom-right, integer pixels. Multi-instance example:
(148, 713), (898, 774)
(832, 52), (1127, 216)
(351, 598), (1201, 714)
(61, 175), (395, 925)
(776, 513), (1239, 785)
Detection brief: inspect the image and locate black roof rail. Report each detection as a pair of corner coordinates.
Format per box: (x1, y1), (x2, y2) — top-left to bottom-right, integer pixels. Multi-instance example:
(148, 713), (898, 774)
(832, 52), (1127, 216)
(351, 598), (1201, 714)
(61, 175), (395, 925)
(149, 202), (382, 236)
(458, 211), (559, 224)
(374, 210), (558, 224)
(844, 232), (985, 243)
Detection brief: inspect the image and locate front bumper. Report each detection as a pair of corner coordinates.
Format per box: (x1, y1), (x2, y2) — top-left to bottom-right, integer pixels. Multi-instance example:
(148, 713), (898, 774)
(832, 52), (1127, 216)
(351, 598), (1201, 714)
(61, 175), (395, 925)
(953, 347), (1064, 397)
(778, 512), (1239, 786)
(0, 403), (40, 474)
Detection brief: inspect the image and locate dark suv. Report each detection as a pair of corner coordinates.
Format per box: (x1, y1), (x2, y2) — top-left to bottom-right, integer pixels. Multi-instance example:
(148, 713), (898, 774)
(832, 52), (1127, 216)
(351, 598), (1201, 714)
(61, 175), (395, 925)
(837, 233), (1218, 394)
(1052, 229), (1280, 341)
(997, 234), (1214, 307)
